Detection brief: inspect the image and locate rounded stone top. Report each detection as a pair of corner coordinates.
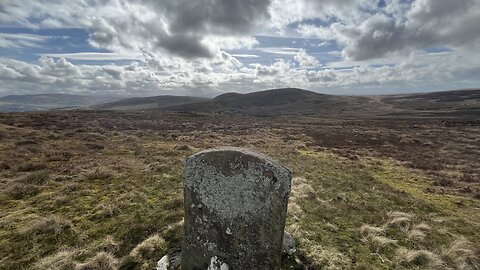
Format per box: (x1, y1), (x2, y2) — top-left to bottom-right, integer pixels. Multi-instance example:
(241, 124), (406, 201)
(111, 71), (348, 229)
(186, 147), (291, 177)
(184, 147), (292, 220)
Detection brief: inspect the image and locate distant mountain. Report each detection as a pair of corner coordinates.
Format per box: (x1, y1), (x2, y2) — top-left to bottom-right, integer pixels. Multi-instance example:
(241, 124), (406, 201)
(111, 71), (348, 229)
(164, 88), (480, 117)
(0, 94), (120, 112)
(3, 88), (478, 117)
(92, 95), (210, 111)
(164, 88), (372, 116)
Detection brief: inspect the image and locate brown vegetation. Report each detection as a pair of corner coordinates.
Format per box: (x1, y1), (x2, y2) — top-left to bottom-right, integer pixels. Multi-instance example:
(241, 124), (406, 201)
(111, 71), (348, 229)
(0, 110), (478, 269)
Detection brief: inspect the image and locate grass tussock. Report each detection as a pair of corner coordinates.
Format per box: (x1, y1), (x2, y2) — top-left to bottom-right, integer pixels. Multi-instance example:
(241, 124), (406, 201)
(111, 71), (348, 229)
(407, 229), (426, 241)
(97, 236), (120, 255)
(370, 235), (398, 248)
(287, 202), (304, 220)
(413, 222), (431, 231)
(4, 183), (41, 199)
(84, 167), (114, 181)
(15, 161), (47, 172)
(91, 203), (121, 220)
(119, 234), (168, 270)
(441, 237), (479, 270)
(360, 210), (480, 270)
(291, 177), (316, 200)
(75, 252), (117, 270)
(359, 224), (385, 237)
(22, 215), (73, 235)
(130, 234), (167, 260)
(32, 250), (77, 270)
(20, 170), (49, 185)
(395, 247), (443, 268)
(301, 238), (351, 270)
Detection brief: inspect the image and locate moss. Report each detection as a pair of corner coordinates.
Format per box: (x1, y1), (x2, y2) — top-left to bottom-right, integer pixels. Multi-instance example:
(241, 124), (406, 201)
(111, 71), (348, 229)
(290, 150), (479, 269)
(363, 157), (480, 226)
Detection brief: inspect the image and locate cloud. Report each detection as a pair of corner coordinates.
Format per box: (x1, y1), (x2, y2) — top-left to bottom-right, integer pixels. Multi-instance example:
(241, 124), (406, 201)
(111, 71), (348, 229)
(0, 0), (480, 96)
(0, 33), (51, 48)
(334, 0), (480, 60)
(294, 49), (319, 68)
(0, 62), (24, 80)
(1, 0), (269, 59)
(43, 52), (143, 61)
(257, 47), (298, 55)
(334, 14), (404, 60)
(274, 0), (480, 61)
(269, 0), (379, 29)
(86, 0), (270, 58)
(160, 0), (271, 34)
(296, 24), (336, 40)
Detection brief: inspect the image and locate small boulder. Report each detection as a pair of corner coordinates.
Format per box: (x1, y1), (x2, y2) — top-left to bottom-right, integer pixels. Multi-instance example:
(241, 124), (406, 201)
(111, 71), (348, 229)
(156, 250), (182, 270)
(283, 231), (296, 256)
(157, 255), (169, 270)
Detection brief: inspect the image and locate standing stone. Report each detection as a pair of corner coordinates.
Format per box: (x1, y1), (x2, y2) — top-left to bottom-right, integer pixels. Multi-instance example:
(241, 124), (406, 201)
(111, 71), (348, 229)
(182, 147), (291, 270)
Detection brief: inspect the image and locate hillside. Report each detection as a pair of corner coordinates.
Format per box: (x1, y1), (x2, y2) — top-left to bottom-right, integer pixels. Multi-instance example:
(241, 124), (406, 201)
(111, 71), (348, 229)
(0, 94), (119, 112)
(379, 89), (480, 117)
(92, 96), (210, 111)
(165, 88), (373, 116)
(165, 88), (480, 117)
(2, 88), (479, 117)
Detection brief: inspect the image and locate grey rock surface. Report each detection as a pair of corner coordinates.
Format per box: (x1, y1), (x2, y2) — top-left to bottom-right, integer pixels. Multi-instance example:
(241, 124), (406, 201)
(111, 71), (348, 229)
(157, 255), (170, 270)
(182, 147), (291, 270)
(282, 231), (296, 256)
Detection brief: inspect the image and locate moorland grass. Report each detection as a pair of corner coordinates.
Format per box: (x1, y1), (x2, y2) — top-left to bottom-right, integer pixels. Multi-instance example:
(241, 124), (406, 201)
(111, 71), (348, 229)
(0, 112), (478, 270)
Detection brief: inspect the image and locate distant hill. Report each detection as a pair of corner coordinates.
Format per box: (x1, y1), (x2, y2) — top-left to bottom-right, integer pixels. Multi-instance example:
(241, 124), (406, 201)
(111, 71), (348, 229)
(378, 89), (480, 117)
(164, 88), (480, 117)
(164, 88), (372, 116)
(92, 96), (210, 111)
(2, 88), (478, 117)
(0, 94), (120, 112)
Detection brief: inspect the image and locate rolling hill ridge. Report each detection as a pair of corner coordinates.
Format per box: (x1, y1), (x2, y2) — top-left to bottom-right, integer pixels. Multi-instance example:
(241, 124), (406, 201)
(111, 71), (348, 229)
(1, 88), (479, 117)
(91, 95), (209, 111)
(0, 94), (119, 112)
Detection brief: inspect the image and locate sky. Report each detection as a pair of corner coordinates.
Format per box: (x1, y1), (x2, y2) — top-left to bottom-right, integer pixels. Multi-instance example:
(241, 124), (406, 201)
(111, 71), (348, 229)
(0, 0), (479, 97)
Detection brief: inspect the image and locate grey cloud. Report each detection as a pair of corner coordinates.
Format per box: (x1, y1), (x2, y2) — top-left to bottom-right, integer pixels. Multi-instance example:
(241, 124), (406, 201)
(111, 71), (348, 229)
(160, 34), (214, 58)
(335, 0), (480, 60)
(90, 18), (215, 59)
(335, 14), (406, 61)
(87, 0), (271, 58)
(1, 0), (271, 59)
(163, 0), (271, 34)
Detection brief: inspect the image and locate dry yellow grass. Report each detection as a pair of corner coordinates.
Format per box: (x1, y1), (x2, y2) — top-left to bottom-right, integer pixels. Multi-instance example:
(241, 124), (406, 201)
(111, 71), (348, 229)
(441, 237), (479, 270)
(130, 234), (167, 259)
(75, 252), (117, 270)
(395, 247), (443, 268)
(21, 215), (73, 235)
(407, 229), (426, 241)
(32, 250), (77, 270)
(301, 238), (351, 270)
(359, 224), (385, 236)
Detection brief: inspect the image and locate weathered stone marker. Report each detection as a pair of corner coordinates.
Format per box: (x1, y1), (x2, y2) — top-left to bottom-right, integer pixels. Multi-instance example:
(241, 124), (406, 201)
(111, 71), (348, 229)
(182, 147), (291, 270)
